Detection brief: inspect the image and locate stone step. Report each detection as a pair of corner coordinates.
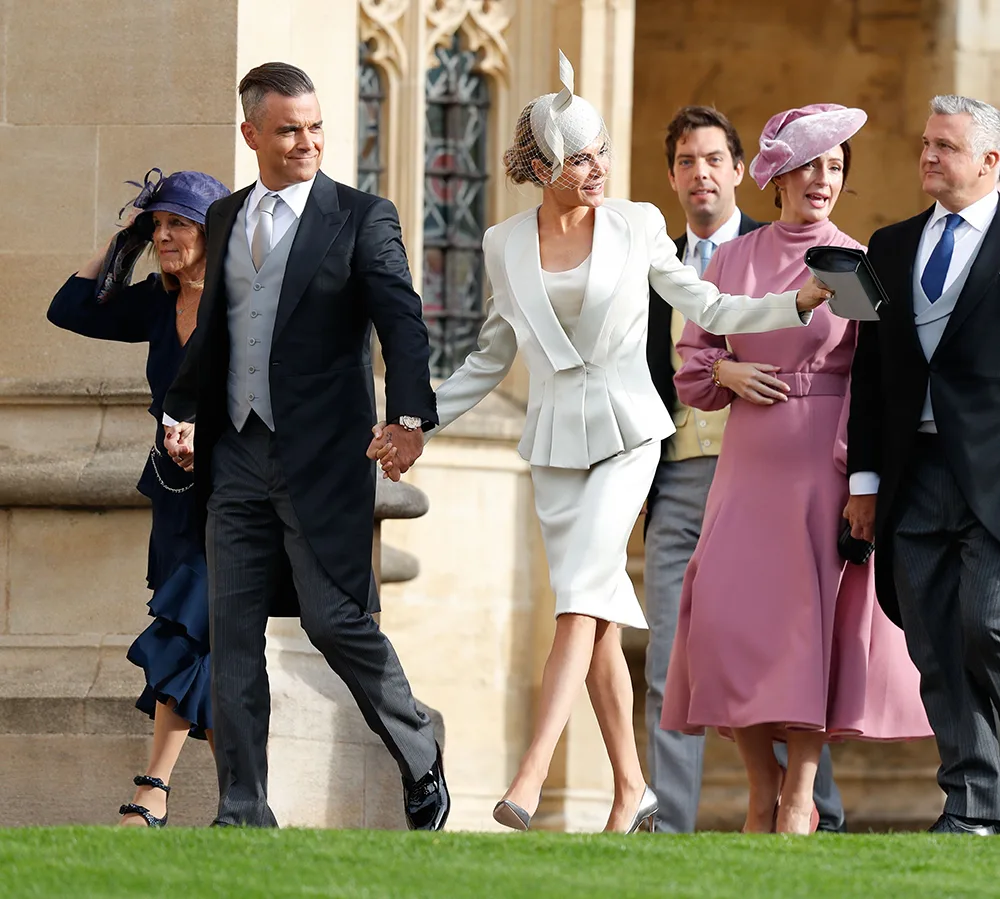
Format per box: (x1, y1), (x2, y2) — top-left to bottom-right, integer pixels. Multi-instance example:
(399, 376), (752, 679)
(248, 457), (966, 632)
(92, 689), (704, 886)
(0, 635), (444, 829)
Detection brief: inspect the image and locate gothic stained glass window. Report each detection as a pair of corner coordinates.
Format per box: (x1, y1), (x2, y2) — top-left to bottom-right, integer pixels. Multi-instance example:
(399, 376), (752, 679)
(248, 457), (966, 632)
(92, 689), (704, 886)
(357, 40), (386, 197)
(423, 35), (491, 378)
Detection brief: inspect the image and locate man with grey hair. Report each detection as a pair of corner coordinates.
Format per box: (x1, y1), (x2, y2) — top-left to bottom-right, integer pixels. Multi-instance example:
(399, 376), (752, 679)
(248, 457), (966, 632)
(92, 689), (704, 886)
(846, 94), (1000, 835)
(162, 62), (449, 830)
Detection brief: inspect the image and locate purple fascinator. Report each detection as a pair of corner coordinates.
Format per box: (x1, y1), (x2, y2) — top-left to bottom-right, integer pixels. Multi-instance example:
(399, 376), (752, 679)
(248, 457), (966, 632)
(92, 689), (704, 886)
(96, 168), (230, 303)
(123, 168), (230, 227)
(748, 104), (867, 189)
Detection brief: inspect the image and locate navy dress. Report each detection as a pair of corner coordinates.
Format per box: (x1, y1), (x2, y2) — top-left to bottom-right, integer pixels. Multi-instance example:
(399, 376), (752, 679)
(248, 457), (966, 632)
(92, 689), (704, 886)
(48, 274), (212, 739)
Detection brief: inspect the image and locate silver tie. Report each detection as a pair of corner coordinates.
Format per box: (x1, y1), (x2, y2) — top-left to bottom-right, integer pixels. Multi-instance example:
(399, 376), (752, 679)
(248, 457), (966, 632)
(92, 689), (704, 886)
(251, 193), (279, 271)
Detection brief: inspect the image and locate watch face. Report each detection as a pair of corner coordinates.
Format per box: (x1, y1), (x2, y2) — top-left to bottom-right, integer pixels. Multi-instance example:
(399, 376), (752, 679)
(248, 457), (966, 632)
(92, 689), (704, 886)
(398, 416), (421, 431)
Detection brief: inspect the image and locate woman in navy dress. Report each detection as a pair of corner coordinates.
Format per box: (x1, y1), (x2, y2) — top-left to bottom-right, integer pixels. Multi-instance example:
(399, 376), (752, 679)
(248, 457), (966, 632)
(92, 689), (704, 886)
(47, 170), (230, 826)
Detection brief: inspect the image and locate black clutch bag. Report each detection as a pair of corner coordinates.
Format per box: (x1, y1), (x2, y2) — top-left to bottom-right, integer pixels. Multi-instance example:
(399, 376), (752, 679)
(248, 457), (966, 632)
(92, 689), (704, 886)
(804, 246), (889, 322)
(838, 520), (874, 565)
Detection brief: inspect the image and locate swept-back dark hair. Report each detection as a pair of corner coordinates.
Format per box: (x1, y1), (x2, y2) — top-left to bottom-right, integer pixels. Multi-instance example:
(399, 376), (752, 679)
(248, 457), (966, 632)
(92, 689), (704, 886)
(664, 106), (745, 172)
(238, 62), (315, 125)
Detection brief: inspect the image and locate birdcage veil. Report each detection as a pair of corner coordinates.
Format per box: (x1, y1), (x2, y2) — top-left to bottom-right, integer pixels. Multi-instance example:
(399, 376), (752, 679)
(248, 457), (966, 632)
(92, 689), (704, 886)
(503, 51), (612, 190)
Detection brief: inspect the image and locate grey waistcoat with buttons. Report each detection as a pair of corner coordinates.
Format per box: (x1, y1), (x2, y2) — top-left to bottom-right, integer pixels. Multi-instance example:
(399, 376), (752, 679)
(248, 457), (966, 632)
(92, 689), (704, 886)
(911, 241), (978, 431)
(226, 199), (301, 431)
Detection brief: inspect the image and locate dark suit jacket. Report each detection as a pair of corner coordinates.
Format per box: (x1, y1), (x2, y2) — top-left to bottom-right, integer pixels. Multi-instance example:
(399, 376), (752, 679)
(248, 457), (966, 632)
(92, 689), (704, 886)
(646, 212), (764, 420)
(164, 171), (437, 614)
(848, 203), (1000, 625)
(643, 212), (764, 535)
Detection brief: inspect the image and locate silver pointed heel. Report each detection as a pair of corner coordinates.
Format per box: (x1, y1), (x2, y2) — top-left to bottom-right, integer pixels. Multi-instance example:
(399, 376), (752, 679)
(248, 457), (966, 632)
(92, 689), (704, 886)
(493, 799), (531, 831)
(625, 785), (659, 834)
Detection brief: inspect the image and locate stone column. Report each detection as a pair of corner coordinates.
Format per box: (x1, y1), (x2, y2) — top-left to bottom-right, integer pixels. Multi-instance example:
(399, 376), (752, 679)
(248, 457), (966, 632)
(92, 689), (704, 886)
(547, 0), (635, 200)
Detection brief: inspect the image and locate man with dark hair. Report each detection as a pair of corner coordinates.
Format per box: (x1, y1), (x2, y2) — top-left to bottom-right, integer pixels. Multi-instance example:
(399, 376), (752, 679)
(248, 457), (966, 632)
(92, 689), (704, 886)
(162, 62), (449, 829)
(644, 105), (845, 833)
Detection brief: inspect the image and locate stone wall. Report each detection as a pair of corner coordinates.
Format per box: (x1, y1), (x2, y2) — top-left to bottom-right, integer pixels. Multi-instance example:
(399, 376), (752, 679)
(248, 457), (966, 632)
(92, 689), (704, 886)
(630, 0), (966, 242)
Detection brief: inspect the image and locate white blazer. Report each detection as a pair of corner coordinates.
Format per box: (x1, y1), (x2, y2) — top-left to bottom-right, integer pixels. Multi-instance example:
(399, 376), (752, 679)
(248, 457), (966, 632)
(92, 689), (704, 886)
(431, 199), (806, 470)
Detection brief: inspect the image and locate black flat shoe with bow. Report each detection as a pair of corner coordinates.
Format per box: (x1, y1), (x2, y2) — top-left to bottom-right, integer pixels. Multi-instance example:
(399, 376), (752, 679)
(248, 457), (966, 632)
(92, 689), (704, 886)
(119, 775), (171, 827)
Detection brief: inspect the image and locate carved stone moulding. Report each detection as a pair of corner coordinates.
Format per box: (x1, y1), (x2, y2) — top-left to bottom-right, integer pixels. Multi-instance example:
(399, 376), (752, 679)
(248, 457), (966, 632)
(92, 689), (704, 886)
(425, 0), (512, 80)
(359, 0), (412, 76)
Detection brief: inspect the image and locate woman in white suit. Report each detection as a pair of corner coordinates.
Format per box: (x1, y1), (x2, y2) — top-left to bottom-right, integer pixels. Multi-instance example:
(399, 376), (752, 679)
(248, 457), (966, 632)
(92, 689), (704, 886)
(373, 54), (831, 833)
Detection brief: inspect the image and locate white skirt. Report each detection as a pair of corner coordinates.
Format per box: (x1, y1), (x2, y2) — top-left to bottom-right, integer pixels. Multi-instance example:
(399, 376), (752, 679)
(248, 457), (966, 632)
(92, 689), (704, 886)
(531, 441), (659, 630)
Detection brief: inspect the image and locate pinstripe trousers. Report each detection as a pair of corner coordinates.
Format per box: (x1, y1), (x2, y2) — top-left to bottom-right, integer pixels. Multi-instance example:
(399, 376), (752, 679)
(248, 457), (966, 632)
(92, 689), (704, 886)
(206, 415), (437, 827)
(892, 434), (1000, 821)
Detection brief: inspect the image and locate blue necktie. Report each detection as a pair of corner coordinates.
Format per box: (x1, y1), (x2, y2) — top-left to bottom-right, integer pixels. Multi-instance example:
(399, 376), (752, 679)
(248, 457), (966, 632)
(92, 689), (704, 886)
(694, 239), (715, 277)
(920, 213), (963, 303)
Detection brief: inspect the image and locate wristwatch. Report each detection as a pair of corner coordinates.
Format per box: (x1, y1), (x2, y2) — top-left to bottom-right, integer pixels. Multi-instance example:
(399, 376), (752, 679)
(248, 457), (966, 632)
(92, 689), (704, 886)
(394, 415), (422, 431)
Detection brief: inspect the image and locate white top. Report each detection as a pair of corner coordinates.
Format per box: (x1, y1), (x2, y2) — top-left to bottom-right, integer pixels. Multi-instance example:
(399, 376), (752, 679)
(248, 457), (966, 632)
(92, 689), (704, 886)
(541, 255), (591, 338)
(848, 189), (1000, 497)
(244, 175), (317, 253)
(683, 206), (742, 268)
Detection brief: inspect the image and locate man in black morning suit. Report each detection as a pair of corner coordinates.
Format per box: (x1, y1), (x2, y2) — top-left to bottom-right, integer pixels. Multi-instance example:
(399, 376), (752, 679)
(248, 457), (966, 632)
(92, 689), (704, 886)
(846, 95), (1000, 835)
(162, 63), (449, 829)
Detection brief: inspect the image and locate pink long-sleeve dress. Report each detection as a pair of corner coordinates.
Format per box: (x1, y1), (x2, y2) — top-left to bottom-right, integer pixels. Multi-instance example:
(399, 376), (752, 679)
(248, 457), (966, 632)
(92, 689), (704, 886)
(660, 219), (931, 741)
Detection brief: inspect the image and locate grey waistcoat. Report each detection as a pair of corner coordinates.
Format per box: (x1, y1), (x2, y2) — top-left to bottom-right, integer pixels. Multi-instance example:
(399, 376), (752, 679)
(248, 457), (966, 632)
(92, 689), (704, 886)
(911, 245), (978, 431)
(226, 200), (301, 431)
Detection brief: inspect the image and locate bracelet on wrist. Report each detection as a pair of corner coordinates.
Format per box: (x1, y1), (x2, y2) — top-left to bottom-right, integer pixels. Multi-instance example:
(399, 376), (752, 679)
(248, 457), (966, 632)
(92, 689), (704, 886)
(712, 357), (725, 388)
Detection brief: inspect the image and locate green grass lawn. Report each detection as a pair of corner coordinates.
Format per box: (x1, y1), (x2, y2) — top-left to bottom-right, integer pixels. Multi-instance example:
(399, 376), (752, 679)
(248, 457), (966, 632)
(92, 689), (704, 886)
(0, 829), (994, 899)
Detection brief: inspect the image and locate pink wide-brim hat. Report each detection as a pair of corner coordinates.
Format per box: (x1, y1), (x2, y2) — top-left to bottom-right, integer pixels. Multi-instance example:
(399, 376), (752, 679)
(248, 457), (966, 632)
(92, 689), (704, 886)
(748, 103), (868, 189)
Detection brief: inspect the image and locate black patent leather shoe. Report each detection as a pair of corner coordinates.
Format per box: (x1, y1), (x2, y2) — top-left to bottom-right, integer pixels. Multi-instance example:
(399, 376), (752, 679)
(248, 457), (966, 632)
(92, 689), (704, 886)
(119, 775), (171, 827)
(403, 744), (450, 831)
(928, 813), (1000, 835)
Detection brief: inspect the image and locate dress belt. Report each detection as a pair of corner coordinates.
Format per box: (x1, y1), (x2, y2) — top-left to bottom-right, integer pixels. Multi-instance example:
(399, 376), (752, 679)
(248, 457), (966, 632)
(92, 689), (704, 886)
(775, 372), (848, 397)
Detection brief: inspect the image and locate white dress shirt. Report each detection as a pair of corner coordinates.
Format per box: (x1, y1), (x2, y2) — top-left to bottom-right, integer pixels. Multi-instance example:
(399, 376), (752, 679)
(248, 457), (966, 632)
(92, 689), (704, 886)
(244, 175), (316, 253)
(682, 206), (742, 269)
(849, 189), (1000, 496)
(162, 175), (318, 428)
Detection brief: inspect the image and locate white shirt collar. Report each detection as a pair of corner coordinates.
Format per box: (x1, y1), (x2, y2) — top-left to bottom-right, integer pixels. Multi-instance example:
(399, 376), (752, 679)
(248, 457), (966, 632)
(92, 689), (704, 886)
(685, 206), (743, 257)
(248, 175), (317, 219)
(928, 189), (999, 233)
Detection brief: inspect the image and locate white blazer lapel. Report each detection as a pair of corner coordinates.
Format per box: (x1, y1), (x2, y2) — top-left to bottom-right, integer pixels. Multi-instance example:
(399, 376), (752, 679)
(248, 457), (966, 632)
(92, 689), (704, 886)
(572, 204), (631, 360)
(503, 213), (583, 372)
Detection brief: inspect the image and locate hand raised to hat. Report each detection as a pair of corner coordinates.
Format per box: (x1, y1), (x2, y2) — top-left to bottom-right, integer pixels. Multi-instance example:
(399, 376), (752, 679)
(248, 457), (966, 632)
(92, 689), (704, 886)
(796, 275), (834, 313)
(72, 205), (147, 282)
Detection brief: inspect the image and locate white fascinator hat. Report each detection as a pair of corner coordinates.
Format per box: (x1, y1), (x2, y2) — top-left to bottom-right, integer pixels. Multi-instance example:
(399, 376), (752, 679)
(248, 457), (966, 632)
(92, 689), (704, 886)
(505, 51), (610, 187)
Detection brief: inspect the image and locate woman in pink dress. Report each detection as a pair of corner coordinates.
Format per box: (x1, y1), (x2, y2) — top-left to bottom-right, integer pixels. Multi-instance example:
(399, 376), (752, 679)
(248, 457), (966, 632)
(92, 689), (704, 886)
(661, 105), (932, 835)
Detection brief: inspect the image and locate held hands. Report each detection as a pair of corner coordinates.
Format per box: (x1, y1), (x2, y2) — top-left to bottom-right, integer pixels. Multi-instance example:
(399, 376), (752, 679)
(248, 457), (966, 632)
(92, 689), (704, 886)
(796, 275), (834, 312)
(715, 360), (790, 406)
(165, 421), (195, 473)
(366, 421), (425, 482)
(843, 494), (877, 544)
